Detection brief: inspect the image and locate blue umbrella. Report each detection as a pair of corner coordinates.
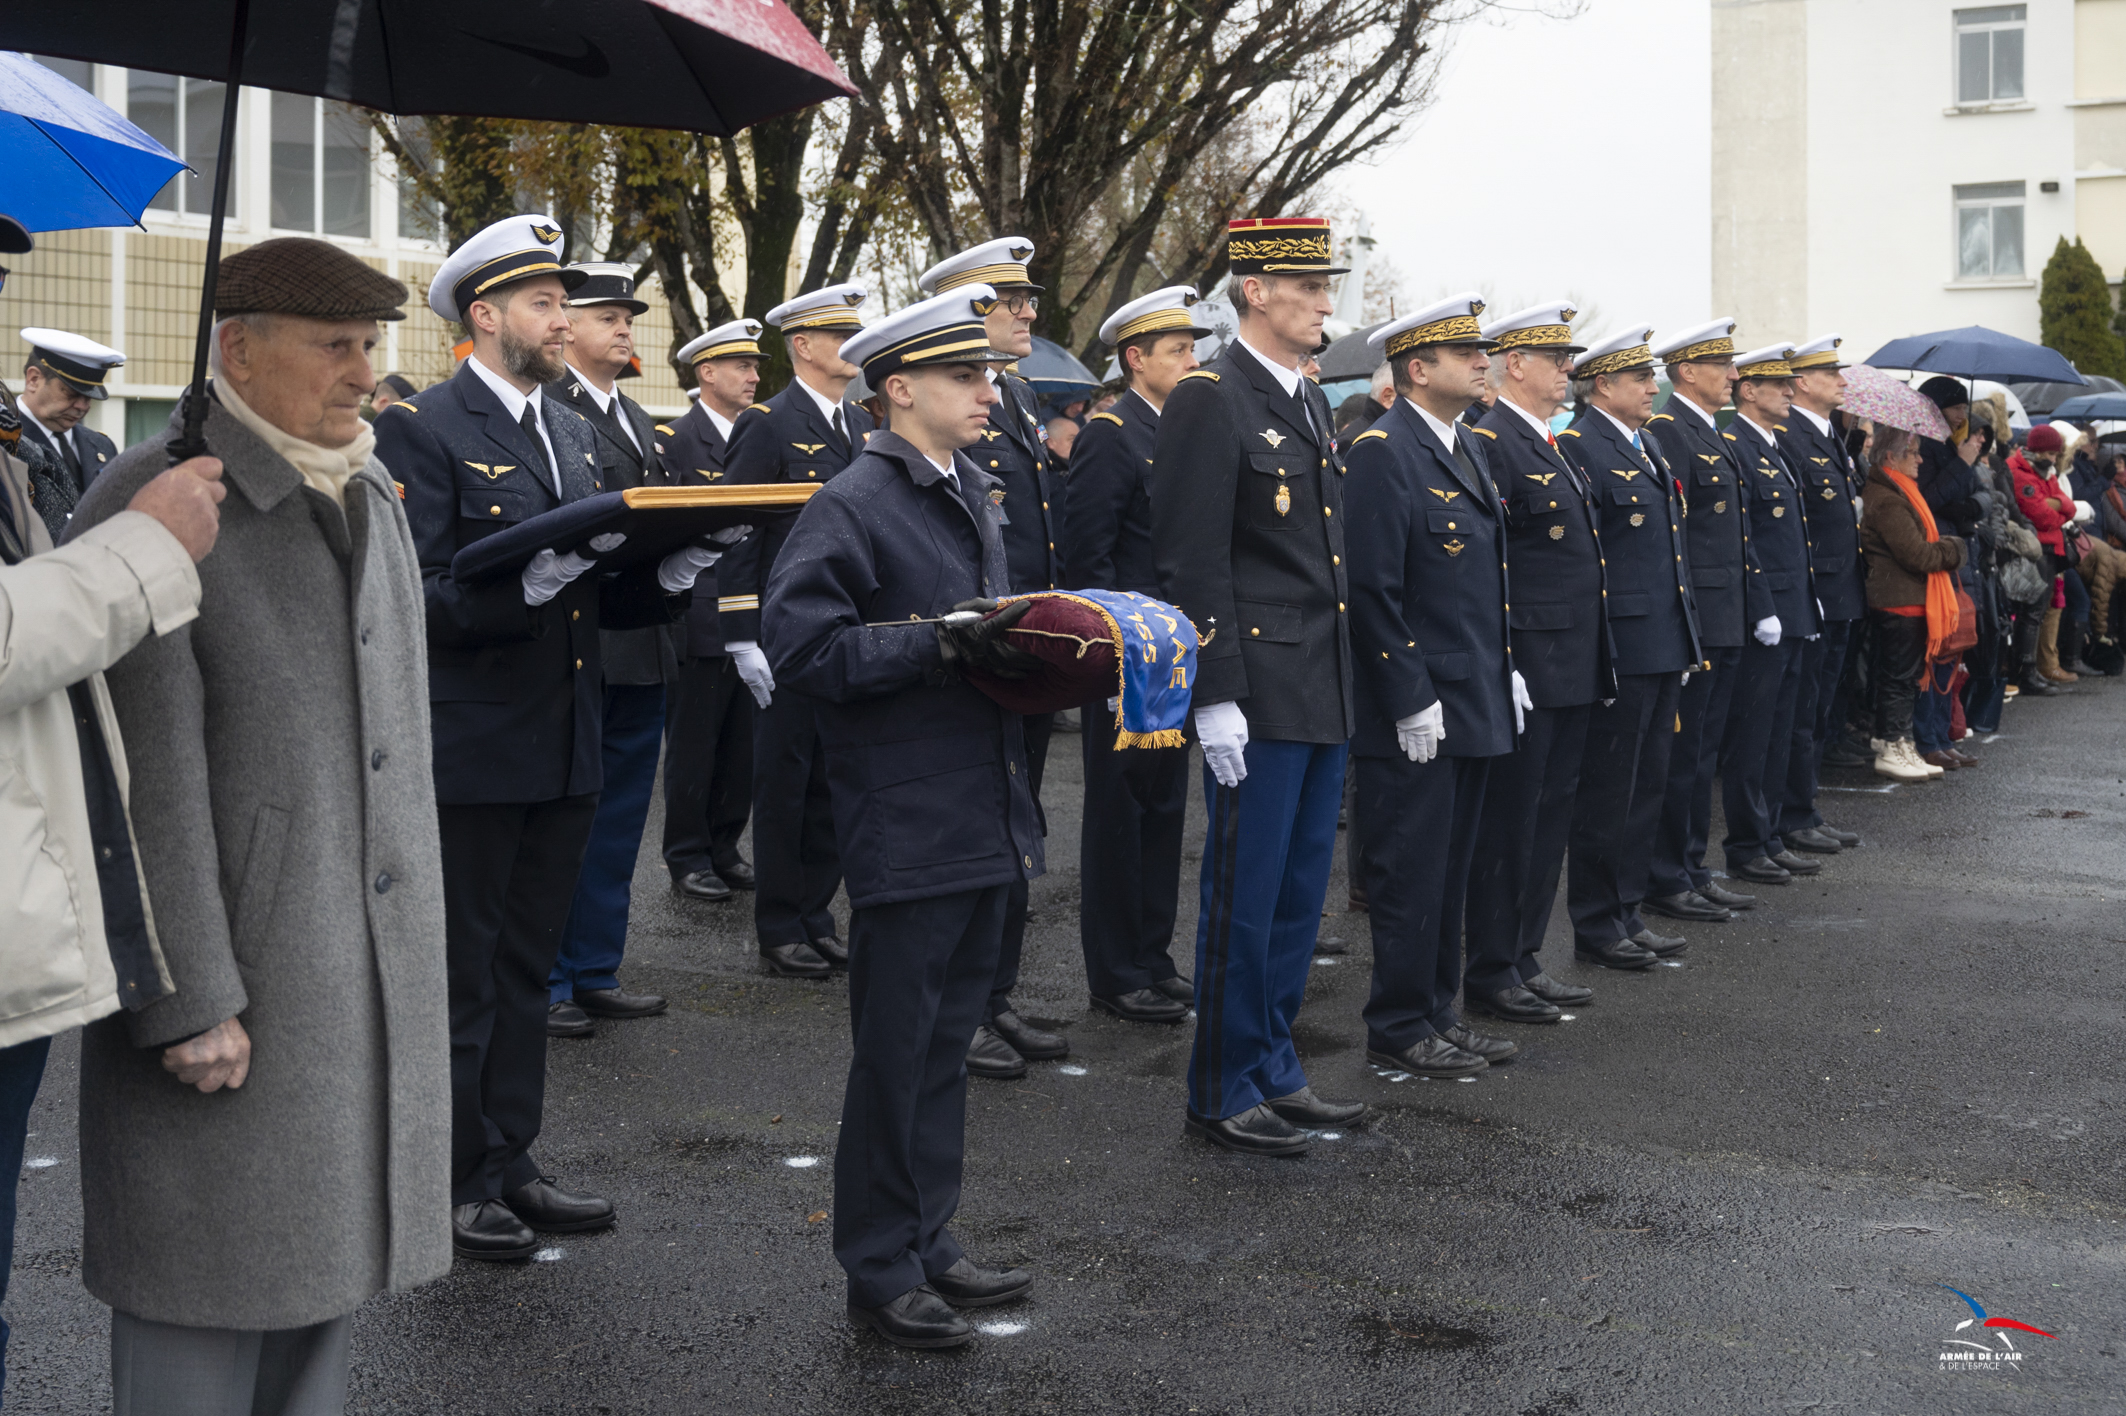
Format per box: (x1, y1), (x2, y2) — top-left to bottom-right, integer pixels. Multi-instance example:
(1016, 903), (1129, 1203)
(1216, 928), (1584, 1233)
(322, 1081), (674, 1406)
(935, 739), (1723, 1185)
(1862, 325), (2087, 386)
(2047, 392), (2126, 421)
(0, 51), (183, 231)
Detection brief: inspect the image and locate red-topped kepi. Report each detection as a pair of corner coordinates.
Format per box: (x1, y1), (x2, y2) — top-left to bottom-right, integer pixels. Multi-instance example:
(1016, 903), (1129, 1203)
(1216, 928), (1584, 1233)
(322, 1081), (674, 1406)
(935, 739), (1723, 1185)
(1225, 217), (1351, 276)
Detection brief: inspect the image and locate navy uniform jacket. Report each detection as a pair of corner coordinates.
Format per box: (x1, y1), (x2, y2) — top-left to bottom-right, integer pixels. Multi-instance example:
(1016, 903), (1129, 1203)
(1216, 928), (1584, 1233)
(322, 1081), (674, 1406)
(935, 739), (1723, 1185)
(1556, 410), (1702, 676)
(1778, 413), (1867, 622)
(1730, 419), (1819, 634)
(1473, 402), (1615, 707)
(375, 361), (683, 806)
(715, 379), (876, 644)
(548, 372), (677, 686)
(1344, 400), (1513, 758)
(1062, 390), (1158, 593)
(761, 430), (1042, 908)
(1647, 399), (1771, 650)
(657, 400), (733, 659)
(21, 418), (117, 496)
(970, 369), (1061, 594)
(1152, 345), (1353, 744)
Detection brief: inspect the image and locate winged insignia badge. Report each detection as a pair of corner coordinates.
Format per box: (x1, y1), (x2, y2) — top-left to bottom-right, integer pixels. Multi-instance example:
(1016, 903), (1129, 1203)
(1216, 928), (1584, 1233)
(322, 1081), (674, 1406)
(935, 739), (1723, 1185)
(791, 442), (827, 455)
(1524, 472), (1557, 486)
(1428, 487), (1461, 501)
(1261, 429), (1286, 448)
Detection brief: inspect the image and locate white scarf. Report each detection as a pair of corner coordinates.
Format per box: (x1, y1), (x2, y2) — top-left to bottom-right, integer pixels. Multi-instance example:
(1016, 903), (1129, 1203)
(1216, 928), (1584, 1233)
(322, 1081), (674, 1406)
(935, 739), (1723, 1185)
(210, 372), (375, 506)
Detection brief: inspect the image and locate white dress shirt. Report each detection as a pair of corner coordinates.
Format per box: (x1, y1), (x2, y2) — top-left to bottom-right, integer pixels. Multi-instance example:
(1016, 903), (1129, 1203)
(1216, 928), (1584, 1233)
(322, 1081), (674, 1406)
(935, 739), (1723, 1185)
(1738, 412), (1781, 449)
(792, 374), (850, 436)
(19, 406), (76, 463)
(702, 405), (735, 443)
(1595, 404), (1650, 455)
(1794, 404), (1833, 437)
(1669, 393), (1719, 429)
(1498, 395), (1558, 444)
(1403, 398), (1465, 462)
(568, 368), (641, 455)
(467, 354), (561, 497)
(1235, 337), (1302, 397)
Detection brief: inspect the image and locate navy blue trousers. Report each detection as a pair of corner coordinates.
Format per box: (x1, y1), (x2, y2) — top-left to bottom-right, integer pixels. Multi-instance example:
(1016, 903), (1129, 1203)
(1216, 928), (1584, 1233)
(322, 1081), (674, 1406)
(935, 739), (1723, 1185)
(990, 713), (1052, 1019)
(751, 691), (842, 948)
(1078, 700), (1188, 999)
(1648, 645), (1743, 899)
(1569, 672), (1680, 948)
(0, 1035), (51, 1405)
(1722, 637), (1804, 865)
(1189, 738), (1347, 1120)
(553, 683), (666, 1003)
(835, 884), (1007, 1308)
(1358, 752), (1490, 1053)
(1779, 620), (1853, 835)
(1465, 703), (1590, 994)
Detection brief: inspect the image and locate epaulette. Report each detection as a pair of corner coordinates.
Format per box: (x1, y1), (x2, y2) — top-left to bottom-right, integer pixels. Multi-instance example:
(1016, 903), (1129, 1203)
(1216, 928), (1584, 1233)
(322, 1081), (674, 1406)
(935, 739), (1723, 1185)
(1773, 423), (1788, 432)
(1722, 432), (1737, 441)
(390, 400), (418, 414)
(1179, 370), (1220, 383)
(392, 479), (406, 500)
(744, 402), (771, 413)
(1470, 425), (1497, 439)
(1087, 411), (1123, 426)
(1351, 427), (1389, 443)
(1557, 428), (1581, 438)
(1646, 413), (1673, 423)
(655, 423), (675, 435)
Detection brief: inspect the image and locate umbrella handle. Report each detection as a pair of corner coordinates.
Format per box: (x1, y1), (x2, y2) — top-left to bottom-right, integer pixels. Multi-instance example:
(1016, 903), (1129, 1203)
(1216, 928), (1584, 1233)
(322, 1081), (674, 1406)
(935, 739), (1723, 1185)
(166, 0), (252, 464)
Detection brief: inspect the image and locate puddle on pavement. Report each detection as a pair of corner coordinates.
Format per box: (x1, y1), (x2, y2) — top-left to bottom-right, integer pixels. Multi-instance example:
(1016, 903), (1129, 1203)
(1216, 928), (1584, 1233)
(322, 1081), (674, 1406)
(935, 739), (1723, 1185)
(1353, 1312), (1491, 1358)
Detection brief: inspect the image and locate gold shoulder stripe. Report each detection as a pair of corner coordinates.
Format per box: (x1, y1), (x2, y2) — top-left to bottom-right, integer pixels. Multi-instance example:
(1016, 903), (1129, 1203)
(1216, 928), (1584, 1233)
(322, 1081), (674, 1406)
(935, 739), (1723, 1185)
(1351, 428), (1389, 443)
(1179, 370), (1220, 383)
(744, 402), (771, 413)
(1646, 413), (1673, 423)
(1722, 432), (1737, 441)
(1772, 424), (1788, 432)
(392, 400), (418, 413)
(1470, 425), (1497, 439)
(1557, 428), (1581, 438)
(655, 423), (675, 435)
(1088, 411), (1124, 426)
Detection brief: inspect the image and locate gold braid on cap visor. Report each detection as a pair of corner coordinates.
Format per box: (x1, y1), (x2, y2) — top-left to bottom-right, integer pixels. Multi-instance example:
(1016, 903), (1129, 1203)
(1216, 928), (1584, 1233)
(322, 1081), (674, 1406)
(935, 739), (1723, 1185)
(1491, 322), (1576, 351)
(933, 263), (1033, 292)
(1665, 337), (1735, 363)
(1114, 307), (1204, 341)
(689, 341), (762, 363)
(779, 304), (864, 331)
(1578, 343), (1656, 378)
(1226, 233), (1334, 267)
(1738, 357), (1796, 379)
(1384, 313), (1484, 357)
(1788, 350), (1844, 369)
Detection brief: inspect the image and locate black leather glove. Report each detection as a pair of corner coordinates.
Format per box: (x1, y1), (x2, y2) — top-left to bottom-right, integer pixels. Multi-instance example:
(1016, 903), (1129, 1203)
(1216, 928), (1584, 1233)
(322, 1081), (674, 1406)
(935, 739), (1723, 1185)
(936, 597), (1040, 680)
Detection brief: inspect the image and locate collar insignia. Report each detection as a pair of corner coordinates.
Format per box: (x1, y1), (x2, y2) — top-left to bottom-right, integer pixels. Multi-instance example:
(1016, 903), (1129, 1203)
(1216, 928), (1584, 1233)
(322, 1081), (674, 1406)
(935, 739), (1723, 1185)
(1261, 429), (1286, 448)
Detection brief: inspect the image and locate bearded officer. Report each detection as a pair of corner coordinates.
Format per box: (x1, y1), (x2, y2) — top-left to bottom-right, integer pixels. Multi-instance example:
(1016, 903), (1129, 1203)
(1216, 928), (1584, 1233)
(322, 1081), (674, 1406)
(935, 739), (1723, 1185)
(659, 319), (765, 904)
(375, 215), (714, 1259)
(15, 328), (123, 534)
(1154, 216), (1366, 1156)
(1554, 325), (1702, 970)
(1064, 285), (1209, 1026)
(916, 238), (1068, 1077)
(719, 283), (876, 978)
(1344, 295), (1525, 1078)
(1463, 303), (1607, 1024)
(762, 287), (1041, 1349)
(1642, 318), (1767, 925)
(544, 262), (676, 1037)
(1775, 335), (1866, 856)
(1722, 343), (1823, 887)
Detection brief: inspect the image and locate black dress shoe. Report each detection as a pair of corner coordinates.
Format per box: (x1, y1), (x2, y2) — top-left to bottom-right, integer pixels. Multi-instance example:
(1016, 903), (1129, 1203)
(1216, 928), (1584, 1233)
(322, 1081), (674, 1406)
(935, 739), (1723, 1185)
(1183, 1103), (1310, 1156)
(2017, 675), (2061, 697)
(1521, 971), (1594, 1006)
(1575, 937), (1657, 970)
(809, 934), (850, 969)
(1818, 826), (1861, 848)
(1441, 1023), (1519, 1063)
(1152, 975), (1194, 1004)
(1091, 987), (1189, 1023)
(1263, 1085), (1368, 1127)
(761, 941), (830, 978)
(1628, 927), (1687, 958)
(673, 869), (733, 902)
(718, 859), (757, 890)
(1465, 985), (1562, 1024)
(1769, 849), (1822, 876)
(966, 1025), (1026, 1080)
(1784, 827), (1843, 854)
(1698, 880), (1757, 910)
(928, 1256), (1034, 1308)
(452, 1200), (537, 1261)
(1642, 890), (1730, 923)
(1367, 1036), (1488, 1078)
(576, 986), (667, 1019)
(546, 1000), (594, 1038)
(503, 1176), (615, 1233)
(849, 1285), (974, 1348)
(990, 1009), (1067, 1060)
(1729, 856), (1793, 885)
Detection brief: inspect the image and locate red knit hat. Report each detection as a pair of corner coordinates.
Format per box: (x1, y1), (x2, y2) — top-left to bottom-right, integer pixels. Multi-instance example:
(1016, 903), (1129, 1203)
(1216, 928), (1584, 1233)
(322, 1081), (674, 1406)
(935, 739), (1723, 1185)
(2026, 423), (2065, 454)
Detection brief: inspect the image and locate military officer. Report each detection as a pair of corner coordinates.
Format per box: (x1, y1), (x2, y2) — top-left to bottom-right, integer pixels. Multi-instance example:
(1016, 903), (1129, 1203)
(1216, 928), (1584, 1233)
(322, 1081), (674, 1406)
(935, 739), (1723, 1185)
(1064, 285), (1208, 1025)
(1345, 294), (1524, 1078)
(1153, 216), (1365, 1157)
(719, 283), (877, 978)
(15, 328), (122, 534)
(1554, 325), (1702, 970)
(544, 263), (676, 1037)
(659, 319), (765, 904)
(916, 238), (1067, 1077)
(761, 287), (1041, 1350)
(1463, 303), (1607, 1024)
(1642, 318), (1769, 924)
(1775, 335), (1866, 855)
(1721, 342), (1823, 886)
(374, 214), (711, 1260)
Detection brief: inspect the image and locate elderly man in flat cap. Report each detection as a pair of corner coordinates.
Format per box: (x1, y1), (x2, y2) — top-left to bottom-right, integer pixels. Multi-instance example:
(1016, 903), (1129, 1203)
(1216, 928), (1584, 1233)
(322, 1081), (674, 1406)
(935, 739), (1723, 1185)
(67, 236), (450, 1416)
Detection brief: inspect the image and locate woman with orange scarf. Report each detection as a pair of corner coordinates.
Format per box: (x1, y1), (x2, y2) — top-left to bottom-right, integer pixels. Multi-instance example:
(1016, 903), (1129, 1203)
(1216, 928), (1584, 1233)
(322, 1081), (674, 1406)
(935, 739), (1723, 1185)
(1859, 426), (1968, 780)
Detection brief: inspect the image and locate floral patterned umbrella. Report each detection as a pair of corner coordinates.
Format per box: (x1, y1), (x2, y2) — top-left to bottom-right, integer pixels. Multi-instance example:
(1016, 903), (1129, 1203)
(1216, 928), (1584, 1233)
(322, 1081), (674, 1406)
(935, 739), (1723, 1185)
(1841, 365), (1950, 440)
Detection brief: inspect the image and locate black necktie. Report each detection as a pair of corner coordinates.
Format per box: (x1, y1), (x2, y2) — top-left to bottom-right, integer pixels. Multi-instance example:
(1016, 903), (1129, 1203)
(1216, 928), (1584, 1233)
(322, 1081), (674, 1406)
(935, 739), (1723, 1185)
(830, 405), (849, 455)
(1289, 383), (1318, 445)
(519, 406), (554, 492)
(58, 432), (84, 494)
(1448, 432), (1483, 493)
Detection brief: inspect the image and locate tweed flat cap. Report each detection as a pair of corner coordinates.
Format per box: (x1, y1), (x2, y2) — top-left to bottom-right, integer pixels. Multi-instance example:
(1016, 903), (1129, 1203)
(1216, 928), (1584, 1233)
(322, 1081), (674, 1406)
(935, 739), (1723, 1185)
(216, 238), (408, 321)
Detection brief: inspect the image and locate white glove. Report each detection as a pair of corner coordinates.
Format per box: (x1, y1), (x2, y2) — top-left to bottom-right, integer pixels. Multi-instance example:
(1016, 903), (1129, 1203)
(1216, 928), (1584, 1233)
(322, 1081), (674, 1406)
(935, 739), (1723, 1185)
(1195, 700), (1249, 787)
(1680, 671), (1692, 686)
(726, 641), (775, 709)
(1395, 701), (1445, 764)
(711, 523), (753, 545)
(522, 548), (596, 606)
(1753, 615), (1782, 647)
(1510, 670), (1533, 735)
(588, 532), (627, 553)
(2074, 499), (2096, 526)
(658, 544), (723, 593)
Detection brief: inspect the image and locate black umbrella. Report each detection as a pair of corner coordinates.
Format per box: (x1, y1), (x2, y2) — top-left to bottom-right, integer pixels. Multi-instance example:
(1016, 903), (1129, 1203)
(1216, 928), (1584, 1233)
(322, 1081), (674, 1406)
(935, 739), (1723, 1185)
(1317, 320), (1390, 382)
(1, 0), (854, 456)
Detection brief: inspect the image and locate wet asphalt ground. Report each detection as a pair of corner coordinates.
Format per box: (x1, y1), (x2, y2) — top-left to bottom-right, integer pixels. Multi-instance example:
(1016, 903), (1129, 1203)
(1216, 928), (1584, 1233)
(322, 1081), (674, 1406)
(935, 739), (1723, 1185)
(12, 681), (2126, 1415)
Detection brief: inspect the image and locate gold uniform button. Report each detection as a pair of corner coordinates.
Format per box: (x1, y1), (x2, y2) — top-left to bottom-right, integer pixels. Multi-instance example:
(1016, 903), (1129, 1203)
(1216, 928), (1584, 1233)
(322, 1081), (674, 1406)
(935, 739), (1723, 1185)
(1333, 555), (1341, 565)
(1447, 521), (1456, 530)
(1338, 602), (1346, 612)
(990, 460), (1000, 468)
(1381, 651), (1389, 659)
(1324, 507), (1333, 517)
(1024, 854), (1033, 868)
(571, 610), (580, 621)
(574, 658), (583, 669)
(1251, 627), (1260, 636)
(489, 505), (501, 515)
(1042, 501), (1049, 509)
(1010, 762), (1017, 775)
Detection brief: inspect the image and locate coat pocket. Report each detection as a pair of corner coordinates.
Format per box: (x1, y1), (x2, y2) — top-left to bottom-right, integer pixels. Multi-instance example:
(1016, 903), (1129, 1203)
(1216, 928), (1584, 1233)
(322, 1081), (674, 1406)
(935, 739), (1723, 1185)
(459, 487), (537, 526)
(870, 738), (1005, 871)
(1425, 651), (1470, 682)
(231, 804), (292, 965)
(1607, 592), (1650, 618)
(1690, 567), (1733, 589)
(1245, 453), (1311, 530)
(1232, 598), (1302, 643)
(1510, 602), (1573, 632)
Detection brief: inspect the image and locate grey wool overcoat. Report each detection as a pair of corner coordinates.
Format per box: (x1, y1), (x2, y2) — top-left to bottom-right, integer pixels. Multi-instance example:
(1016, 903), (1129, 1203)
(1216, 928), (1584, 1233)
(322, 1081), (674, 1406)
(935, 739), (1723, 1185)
(65, 397), (451, 1328)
